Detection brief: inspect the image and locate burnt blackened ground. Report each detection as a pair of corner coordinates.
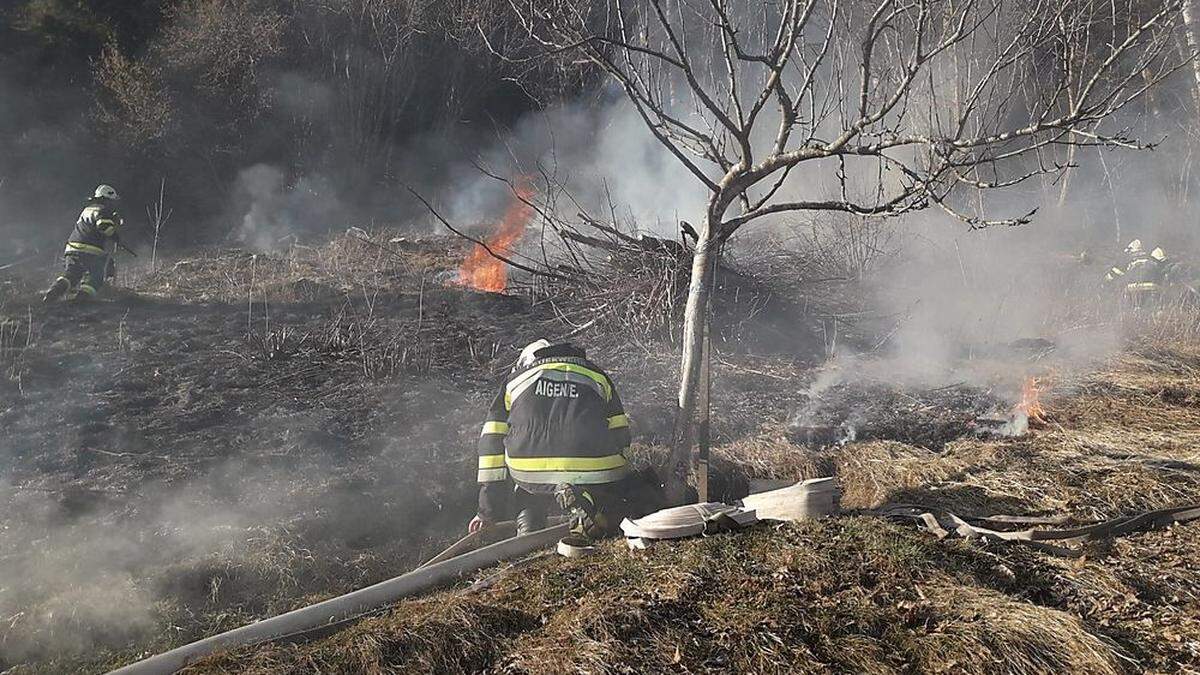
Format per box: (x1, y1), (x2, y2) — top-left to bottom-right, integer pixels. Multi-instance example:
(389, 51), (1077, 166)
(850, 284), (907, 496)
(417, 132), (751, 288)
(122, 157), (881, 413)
(786, 380), (1013, 449)
(0, 278), (534, 670)
(0, 236), (592, 670)
(0, 237), (825, 672)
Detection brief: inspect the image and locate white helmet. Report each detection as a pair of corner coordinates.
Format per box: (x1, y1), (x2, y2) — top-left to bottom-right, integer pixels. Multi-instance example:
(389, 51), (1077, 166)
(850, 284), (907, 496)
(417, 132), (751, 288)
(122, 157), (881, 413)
(1124, 239), (1143, 255)
(517, 339), (551, 369)
(93, 184), (120, 201)
(1150, 247), (1167, 262)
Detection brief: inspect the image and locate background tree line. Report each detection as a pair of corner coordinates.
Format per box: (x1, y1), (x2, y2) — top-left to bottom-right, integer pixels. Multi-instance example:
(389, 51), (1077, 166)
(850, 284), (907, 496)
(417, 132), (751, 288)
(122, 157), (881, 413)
(2, 0), (1198, 253)
(0, 0), (598, 249)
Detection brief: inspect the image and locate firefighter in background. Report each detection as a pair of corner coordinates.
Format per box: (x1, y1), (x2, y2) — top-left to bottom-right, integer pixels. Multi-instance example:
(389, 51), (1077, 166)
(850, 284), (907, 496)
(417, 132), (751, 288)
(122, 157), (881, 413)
(1105, 239), (1169, 307)
(42, 185), (124, 303)
(470, 339), (636, 540)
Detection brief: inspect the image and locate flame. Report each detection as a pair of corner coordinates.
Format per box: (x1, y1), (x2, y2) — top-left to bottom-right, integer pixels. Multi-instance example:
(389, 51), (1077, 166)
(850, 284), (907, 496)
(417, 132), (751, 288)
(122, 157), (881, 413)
(1014, 376), (1046, 425)
(457, 178), (535, 293)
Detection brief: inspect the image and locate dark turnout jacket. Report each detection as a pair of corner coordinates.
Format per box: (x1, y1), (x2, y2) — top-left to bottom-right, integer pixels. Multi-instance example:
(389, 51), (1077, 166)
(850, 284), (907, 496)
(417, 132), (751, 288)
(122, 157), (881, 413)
(477, 344), (631, 519)
(65, 199), (123, 256)
(1124, 253), (1165, 285)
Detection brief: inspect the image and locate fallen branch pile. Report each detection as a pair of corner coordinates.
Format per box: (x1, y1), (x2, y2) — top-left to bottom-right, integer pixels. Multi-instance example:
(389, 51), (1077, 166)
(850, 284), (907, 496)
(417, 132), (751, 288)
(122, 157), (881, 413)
(521, 214), (813, 358)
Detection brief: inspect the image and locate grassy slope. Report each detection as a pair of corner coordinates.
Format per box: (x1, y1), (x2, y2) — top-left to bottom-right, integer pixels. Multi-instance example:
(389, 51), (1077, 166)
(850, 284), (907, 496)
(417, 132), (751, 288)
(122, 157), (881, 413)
(0, 237), (557, 672)
(0, 234), (791, 672)
(3, 234), (1199, 673)
(196, 345), (1200, 674)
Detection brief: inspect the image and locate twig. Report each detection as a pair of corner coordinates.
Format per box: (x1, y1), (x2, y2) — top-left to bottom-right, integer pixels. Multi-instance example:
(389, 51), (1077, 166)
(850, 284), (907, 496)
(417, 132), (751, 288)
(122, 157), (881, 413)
(82, 447), (171, 462)
(147, 178), (172, 272)
(0, 257), (33, 272)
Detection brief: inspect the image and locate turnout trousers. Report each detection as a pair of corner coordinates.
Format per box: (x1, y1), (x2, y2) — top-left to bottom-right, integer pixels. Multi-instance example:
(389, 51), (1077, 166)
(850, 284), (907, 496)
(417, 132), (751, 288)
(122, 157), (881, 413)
(57, 252), (110, 297)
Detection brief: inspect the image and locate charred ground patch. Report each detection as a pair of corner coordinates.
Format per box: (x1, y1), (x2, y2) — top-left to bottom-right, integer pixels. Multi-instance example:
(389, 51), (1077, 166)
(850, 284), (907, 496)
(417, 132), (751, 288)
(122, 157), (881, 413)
(0, 233), (825, 672)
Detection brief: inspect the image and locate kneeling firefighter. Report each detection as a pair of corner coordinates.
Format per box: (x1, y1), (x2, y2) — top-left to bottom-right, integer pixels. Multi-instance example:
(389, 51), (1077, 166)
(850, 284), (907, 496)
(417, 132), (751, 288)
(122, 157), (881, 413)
(43, 185), (125, 303)
(469, 340), (638, 540)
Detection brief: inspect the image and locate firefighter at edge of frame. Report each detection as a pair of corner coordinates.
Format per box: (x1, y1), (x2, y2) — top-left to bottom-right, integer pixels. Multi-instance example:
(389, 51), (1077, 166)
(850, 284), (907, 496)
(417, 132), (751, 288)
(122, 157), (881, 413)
(1104, 238), (1172, 307)
(42, 184), (125, 303)
(469, 339), (644, 544)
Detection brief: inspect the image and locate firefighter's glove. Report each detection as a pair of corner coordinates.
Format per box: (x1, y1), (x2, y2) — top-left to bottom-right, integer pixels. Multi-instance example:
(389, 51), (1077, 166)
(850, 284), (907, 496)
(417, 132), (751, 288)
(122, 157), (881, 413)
(557, 484), (609, 539)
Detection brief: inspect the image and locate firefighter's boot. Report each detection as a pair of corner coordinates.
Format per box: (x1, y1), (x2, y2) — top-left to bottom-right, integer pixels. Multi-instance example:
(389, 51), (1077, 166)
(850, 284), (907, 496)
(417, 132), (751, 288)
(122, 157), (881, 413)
(42, 277), (70, 303)
(71, 280), (99, 303)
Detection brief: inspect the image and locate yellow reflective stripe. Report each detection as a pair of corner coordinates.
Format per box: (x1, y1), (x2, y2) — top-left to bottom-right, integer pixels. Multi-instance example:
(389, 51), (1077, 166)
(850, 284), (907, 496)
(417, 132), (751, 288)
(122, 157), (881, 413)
(478, 454), (506, 469)
(508, 466), (630, 485)
(541, 364), (611, 400)
(607, 414), (630, 430)
(78, 284), (97, 296)
(477, 467), (508, 483)
(480, 421), (509, 436)
(505, 453), (627, 472)
(65, 242), (105, 255)
(505, 362), (612, 409)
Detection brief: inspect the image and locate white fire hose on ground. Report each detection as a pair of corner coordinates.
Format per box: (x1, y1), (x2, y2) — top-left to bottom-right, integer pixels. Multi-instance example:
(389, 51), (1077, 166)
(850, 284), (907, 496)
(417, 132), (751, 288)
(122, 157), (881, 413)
(109, 480), (840, 674)
(107, 522), (570, 675)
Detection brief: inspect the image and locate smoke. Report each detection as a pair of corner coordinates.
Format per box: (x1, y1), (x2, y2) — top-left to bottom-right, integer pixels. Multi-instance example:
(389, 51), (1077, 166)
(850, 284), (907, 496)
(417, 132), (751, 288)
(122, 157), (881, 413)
(411, 58), (1195, 398)
(0, 469), (231, 661)
(427, 96), (708, 236)
(0, 436), (461, 666)
(0, 479), (160, 662)
(424, 2), (1194, 397)
(235, 164), (346, 251)
(432, 84), (1188, 385)
(541, 99), (710, 232)
(0, 64), (97, 262)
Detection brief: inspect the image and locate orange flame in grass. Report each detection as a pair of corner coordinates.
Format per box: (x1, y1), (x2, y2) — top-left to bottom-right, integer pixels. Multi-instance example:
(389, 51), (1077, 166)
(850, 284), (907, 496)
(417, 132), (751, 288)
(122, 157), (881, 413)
(458, 178), (535, 293)
(1014, 376), (1047, 425)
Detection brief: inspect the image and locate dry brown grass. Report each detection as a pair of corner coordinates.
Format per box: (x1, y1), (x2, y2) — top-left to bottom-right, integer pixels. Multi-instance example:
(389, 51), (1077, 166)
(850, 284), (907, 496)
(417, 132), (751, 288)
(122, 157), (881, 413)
(911, 585), (1129, 674)
(128, 231), (465, 306)
(705, 341), (1200, 521)
(192, 513), (1196, 674)
(178, 338), (1200, 674)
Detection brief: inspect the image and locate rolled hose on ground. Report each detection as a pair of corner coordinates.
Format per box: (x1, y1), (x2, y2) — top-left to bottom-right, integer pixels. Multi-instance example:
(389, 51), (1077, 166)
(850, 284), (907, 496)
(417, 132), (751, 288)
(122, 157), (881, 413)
(107, 522), (571, 675)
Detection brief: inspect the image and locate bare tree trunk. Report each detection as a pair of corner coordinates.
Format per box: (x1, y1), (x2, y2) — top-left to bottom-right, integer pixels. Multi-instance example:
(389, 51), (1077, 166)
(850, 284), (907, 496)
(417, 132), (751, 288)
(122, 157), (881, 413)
(1184, 0), (1200, 110)
(1057, 142), (1078, 209)
(665, 215), (717, 504)
(497, 0), (1185, 503)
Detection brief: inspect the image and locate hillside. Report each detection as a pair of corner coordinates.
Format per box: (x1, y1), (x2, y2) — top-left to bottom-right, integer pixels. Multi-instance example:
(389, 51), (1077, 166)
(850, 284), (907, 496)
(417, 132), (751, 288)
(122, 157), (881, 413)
(193, 342), (1200, 674)
(0, 232), (804, 672)
(2, 231), (1199, 673)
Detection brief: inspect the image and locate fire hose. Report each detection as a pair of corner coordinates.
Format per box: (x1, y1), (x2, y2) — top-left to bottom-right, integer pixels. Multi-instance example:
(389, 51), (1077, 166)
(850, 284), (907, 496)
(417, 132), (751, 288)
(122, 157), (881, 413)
(108, 492), (1200, 673)
(876, 503), (1200, 557)
(107, 522), (570, 675)
(0, 255), (35, 272)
